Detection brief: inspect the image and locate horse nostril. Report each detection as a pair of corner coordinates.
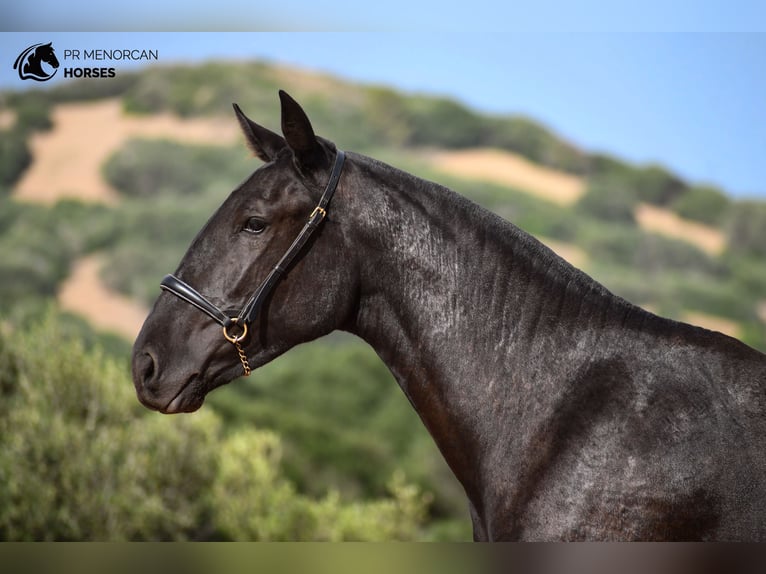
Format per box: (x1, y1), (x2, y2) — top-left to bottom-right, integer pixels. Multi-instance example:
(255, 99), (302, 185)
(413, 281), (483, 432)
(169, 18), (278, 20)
(135, 350), (159, 392)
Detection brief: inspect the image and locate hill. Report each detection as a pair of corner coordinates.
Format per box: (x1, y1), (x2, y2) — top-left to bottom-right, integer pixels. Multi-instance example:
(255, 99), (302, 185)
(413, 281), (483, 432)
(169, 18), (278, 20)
(1, 59), (765, 540)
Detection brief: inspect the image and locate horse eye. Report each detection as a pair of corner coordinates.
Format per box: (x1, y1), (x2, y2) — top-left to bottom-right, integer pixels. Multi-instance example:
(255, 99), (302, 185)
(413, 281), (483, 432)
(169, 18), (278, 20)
(243, 217), (267, 234)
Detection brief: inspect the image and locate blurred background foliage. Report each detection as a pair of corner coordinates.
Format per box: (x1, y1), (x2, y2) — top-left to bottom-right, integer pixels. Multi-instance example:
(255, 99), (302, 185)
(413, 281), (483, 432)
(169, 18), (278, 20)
(0, 60), (765, 540)
(0, 312), (428, 540)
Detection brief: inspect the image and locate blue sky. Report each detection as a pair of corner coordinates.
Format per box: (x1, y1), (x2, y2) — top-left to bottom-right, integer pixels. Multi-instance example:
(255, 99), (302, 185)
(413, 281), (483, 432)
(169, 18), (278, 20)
(4, 1), (766, 32)
(2, 32), (765, 198)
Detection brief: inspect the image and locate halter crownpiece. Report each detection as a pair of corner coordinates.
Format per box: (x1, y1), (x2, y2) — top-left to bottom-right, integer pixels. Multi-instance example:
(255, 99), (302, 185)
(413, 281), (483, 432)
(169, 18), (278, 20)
(160, 149), (346, 376)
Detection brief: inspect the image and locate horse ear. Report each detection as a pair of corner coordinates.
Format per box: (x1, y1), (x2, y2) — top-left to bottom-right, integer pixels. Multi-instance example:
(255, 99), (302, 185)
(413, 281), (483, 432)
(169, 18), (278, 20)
(278, 90), (328, 172)
(232, 103), (285, 162)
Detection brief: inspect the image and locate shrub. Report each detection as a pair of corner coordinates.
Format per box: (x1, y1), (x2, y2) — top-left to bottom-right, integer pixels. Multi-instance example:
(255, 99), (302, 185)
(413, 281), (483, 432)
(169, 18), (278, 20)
(489, 116), (588, 174)
(672, 185), (731, 226)
(12, 93), (53, 133)
(0, 128), (32, 188)
(214, 432), (427, 541)
(122, 62), (281, 118)
(577, 177), (637, 223)
(99, 196), (223, 304)
(727, 201), (766, 259)
(0, 199), (117, 313)
(404, 96), (487, 149)
(0, 310), (216, 540)
(630, 164), (688, 206)
(0, 93), (53, 189)
(586, 156), (688, 207)
(0, 310), (428, 541)
(587, 152), (633, 178)
(103, 139), (252, 199)
(362, 86), (413, 147)
(725, 254), (766, 299)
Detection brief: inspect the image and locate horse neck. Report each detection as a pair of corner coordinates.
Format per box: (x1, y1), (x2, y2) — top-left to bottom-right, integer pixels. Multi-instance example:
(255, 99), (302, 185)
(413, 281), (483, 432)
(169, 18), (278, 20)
(343, 155), (623, 500)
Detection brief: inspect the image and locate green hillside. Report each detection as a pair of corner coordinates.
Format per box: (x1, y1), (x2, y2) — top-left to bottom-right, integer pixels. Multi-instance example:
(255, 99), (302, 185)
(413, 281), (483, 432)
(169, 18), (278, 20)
(0, 60), (764, 540)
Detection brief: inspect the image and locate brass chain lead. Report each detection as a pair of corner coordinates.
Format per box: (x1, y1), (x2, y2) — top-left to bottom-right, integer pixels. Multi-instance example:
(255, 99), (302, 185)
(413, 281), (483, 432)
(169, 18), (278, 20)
(233, 339), (251, 377)
(222, 319), (250, 376)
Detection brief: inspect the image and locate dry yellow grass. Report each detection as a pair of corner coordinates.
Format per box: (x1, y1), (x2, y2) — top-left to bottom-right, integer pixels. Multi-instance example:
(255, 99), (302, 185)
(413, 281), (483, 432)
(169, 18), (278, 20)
(425, 147), (586, 206)
(0, 108), (15, 130)
(758, 301), (766, 324)
(58, 255), (149, 341)
(14, 98), (239, 205)
(634, 203), (726, 256)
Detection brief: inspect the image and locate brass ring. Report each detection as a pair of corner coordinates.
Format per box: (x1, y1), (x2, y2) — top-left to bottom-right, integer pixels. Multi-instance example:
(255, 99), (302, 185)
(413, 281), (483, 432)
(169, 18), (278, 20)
(222, 319), (248, 343)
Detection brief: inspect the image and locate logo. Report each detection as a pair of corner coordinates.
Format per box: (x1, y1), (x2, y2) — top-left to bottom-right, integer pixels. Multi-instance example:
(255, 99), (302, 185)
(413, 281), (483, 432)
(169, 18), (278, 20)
(13, 42), (60, 82)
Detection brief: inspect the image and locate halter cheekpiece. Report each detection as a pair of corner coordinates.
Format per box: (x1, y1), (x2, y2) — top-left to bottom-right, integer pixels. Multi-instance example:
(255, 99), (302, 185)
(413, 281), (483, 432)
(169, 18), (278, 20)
(160, 149), (346, 376)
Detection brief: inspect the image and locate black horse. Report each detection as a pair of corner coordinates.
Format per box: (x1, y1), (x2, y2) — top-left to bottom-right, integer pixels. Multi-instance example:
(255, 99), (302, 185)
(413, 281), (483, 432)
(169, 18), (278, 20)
(14, 42), (59, 81)
(133, 90), (766, 541)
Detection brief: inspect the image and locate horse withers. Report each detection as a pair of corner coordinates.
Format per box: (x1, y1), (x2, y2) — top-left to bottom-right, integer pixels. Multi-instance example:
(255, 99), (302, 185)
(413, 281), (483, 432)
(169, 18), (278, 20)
(132, 90), (766, 541)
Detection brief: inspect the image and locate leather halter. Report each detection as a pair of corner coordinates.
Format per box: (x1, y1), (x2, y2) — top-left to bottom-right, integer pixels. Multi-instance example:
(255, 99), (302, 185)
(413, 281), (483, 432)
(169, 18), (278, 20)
(159, 149), (346, 376)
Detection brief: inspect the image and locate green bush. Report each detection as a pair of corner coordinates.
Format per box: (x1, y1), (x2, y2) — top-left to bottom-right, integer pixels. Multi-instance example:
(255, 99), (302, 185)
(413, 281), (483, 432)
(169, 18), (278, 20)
(48, 72), (141, 103)
(675, 278), (757, 322)
(586, 155), (688, 207)
(726, 254), (766, 299)
(103, 139), (253, 199)
(577, 177), (637, 223)
(727, 201), (766, 259)
(404, 96), (487, 148)
(362, 86), (413, 147)
(0, 92), (53, 190)
(631, 234), (722, 278)
(0, 311), (428, 541)
(123, 62), (282, 118)
(0, 128), (32, 188)
(632, 164), (688, 206)
(0, 199), (118, 312)
(0, 218), (70, 306)
(672, 184), (731, 226)
(12, 93), (53, 133)
(214, 432), (427, 541)
(489, 116), (588, 174)
(100, 195), (226, 303)
(587, 152), (633, 179)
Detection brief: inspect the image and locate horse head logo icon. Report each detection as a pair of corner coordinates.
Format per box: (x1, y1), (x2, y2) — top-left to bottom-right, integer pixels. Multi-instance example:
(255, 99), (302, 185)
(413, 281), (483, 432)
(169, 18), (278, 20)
(13, 42), (60, 82)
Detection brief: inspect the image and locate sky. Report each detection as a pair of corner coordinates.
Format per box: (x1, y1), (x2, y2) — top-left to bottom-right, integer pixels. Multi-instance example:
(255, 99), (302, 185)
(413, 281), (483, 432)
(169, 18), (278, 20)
(4, 0), (766, 32)
(2, 31), (765, 199)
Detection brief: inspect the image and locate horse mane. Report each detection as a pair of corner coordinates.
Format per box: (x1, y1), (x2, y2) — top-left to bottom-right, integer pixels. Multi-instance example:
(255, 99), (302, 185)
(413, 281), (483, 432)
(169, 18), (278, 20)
(353, 151), (639, 317)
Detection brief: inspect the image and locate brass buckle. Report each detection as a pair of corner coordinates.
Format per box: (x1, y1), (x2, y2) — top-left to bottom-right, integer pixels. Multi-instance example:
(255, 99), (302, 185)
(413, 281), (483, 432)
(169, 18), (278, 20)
(310, 206), (326, 221)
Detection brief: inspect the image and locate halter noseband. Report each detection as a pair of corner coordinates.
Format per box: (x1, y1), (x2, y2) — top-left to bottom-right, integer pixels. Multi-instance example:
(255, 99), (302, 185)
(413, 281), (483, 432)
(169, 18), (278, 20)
(159, 149), (346, 376)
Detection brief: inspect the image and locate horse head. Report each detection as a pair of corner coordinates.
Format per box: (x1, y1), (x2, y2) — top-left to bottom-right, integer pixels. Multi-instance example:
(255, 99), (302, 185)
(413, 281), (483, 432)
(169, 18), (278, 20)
(36, 43), (60, 69)
(132, 91), (359, 413)
(16, 42), (59, 80)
